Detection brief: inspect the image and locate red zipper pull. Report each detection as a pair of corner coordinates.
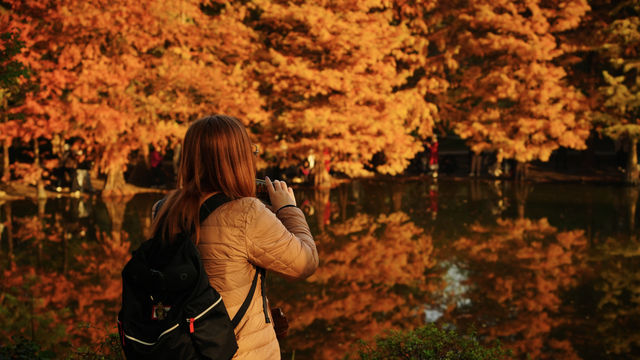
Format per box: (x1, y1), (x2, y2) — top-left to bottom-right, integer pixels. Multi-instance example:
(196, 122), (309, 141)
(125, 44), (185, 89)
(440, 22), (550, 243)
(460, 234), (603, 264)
(188, 318), (195, 333)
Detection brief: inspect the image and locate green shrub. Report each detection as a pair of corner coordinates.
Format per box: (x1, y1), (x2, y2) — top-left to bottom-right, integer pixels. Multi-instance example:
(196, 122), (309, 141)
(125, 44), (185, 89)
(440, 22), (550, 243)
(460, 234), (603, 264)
(0, 334), (123, 360)
(347, 324), (511, 360)
(0, 336), (55, 360)
(71, 333), (124, 360)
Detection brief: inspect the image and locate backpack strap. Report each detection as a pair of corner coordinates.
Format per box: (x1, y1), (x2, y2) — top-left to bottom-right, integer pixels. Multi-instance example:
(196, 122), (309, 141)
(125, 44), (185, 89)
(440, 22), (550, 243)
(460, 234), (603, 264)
(152, 193), (230, 222)
(199, 193), (231, 223)
(259, 268), (270, 323)
(152, 197), (167, 219)
(199, 193), (269, 327)
(155, 192), (270, 328)
(231, 268), (261, 327)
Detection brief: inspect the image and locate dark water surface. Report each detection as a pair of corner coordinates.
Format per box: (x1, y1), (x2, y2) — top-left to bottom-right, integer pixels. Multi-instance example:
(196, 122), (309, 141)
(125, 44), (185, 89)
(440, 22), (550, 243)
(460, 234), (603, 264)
(1, 179), (639, 359)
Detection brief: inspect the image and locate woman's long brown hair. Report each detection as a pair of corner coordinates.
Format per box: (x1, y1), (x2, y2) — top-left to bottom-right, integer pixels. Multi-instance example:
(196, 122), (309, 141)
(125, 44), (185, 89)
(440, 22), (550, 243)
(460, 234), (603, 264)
(151, 115), (256, 244)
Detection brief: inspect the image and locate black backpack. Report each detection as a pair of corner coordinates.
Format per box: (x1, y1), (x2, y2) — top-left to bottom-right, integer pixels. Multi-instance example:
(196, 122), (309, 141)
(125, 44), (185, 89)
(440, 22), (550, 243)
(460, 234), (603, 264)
(117, 193), (262, 360)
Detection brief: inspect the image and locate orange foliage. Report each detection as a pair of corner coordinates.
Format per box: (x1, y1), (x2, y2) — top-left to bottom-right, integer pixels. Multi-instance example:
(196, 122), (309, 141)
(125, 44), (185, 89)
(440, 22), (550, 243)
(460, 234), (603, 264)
(242, 0), (438, 176)
(0, 0), (608, 184)
(2, 0), (266, 190)
(449, 0), (591, 162)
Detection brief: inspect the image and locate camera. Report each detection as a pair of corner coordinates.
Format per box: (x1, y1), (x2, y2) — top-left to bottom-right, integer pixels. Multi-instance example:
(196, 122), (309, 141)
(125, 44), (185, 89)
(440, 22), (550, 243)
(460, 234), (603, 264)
(255, 179), (270, 205)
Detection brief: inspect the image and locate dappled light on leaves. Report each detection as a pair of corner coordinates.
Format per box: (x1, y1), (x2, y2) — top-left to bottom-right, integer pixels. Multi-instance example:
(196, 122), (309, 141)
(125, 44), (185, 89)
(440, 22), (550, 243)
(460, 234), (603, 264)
(241, 0), (438, 177)
(448, 0), (591, 164)
(1, 0), (266, 194)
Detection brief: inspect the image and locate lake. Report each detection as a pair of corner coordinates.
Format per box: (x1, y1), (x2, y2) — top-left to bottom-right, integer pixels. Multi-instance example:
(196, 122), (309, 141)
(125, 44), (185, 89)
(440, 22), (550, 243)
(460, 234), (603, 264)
(1, 179), (639, 359)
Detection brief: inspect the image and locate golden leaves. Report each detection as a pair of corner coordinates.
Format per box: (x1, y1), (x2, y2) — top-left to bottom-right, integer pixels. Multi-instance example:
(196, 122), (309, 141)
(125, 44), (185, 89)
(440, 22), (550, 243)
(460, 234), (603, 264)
(252, 0), (438, 176)
(452, 0), (590, 162)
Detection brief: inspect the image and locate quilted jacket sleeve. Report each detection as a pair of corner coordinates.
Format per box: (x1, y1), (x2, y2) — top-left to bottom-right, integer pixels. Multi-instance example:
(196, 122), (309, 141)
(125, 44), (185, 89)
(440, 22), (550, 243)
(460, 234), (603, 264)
(245, 199), (318, 279)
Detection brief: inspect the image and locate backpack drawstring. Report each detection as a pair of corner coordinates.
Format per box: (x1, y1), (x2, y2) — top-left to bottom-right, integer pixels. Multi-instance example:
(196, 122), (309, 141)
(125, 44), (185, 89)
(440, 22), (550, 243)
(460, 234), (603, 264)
(259, 268), (270, 323)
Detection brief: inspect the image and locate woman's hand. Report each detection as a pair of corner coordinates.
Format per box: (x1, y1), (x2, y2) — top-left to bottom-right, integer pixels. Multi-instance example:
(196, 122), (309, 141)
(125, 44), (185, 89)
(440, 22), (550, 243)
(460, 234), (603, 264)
(265, 176), (296, 211)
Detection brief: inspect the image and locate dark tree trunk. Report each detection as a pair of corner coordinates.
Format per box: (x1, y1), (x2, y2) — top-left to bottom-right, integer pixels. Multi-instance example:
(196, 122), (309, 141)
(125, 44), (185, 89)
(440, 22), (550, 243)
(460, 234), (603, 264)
(2, 138), (10, 183)
(515, 161), (528, 182)
(626, 187), (638, 235)
(172, 143), (181, 178)
(141, 143), (150, 169)
(33, 139), (46, 199)
(515, 182), (530, 219)
(626, 137), (639, 185)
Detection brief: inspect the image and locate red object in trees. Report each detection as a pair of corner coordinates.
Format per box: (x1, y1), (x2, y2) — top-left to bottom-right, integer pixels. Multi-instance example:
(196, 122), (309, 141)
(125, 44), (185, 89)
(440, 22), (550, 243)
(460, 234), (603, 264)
(429, 141), (439, 166)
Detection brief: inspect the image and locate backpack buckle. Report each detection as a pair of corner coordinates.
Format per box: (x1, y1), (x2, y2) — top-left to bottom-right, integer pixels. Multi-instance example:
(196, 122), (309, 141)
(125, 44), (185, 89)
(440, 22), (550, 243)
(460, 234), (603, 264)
(151, 302), (172, 320)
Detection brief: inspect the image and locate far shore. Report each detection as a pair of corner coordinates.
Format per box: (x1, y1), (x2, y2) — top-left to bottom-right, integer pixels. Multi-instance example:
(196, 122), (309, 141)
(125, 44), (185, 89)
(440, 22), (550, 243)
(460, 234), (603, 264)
(0, 163), (631, 201)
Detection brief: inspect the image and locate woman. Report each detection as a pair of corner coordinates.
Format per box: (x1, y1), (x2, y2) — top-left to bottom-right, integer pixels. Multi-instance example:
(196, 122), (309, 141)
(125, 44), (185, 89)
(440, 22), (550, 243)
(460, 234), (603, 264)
(151, 114), (318, 359)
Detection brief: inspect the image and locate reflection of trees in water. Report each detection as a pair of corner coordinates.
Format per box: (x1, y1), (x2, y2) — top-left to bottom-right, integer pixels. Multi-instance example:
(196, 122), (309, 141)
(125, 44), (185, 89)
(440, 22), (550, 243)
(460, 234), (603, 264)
(623, 187), (638, 237)
(274, 210), (440, 360)
(449, 218), (588, 359)
(1, 202), (14, 265)
(104, 195), (133, 243)
(588, 236), (640, 356)
(0, 196), (138, 356)
(2, 184), (639, 359)
(1, 236), (129, 354)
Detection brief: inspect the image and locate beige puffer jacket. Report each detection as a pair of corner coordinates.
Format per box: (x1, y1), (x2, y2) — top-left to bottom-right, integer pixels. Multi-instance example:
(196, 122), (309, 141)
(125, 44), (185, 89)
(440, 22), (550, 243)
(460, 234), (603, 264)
(197, 196), (318, 360)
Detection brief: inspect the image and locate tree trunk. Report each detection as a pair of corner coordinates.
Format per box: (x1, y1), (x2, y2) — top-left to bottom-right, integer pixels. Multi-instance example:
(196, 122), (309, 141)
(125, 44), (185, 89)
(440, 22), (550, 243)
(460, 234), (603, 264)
(312, 151), (331, 188)
(338, 185), (348, 222)
(391, 182), (403, 212)
(515, 161), (528, 182)
(314, 188), (330, 233)
(515, 182), (530, 219)
(2, 138), (10, 183)
(141, 144), (150, 169)
(103, 167), (127, 197)
(172, 143), (181, 178)
(626, 137), (639, 185)
(626, 187), (638, 235)
(33, 139), (46, 199)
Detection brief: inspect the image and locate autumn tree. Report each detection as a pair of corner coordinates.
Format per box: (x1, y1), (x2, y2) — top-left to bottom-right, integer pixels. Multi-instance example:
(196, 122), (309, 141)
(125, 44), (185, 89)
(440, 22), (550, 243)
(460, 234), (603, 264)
(2, 0), (266, 196)
(55, 0), (268, 195)
(0, 30), (29, 184)
(448, 0), (592, 179)
(593, 0), (640, 184)
(242, 0), (438, 183)
(0, 3), (75, 197)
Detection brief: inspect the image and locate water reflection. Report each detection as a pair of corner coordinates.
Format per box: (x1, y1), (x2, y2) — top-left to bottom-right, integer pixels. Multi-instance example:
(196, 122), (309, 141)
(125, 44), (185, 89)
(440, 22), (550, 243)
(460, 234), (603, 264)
(273, 210), (440, 360)
(0, 194), (159, 356)
(448, 218), (588, 359)
(1, 181), (639, 359)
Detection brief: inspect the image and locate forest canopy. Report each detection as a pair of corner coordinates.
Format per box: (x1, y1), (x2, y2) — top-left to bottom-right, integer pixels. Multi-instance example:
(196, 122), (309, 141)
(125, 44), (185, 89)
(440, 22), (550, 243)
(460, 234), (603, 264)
(1, 0), (638, 194)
